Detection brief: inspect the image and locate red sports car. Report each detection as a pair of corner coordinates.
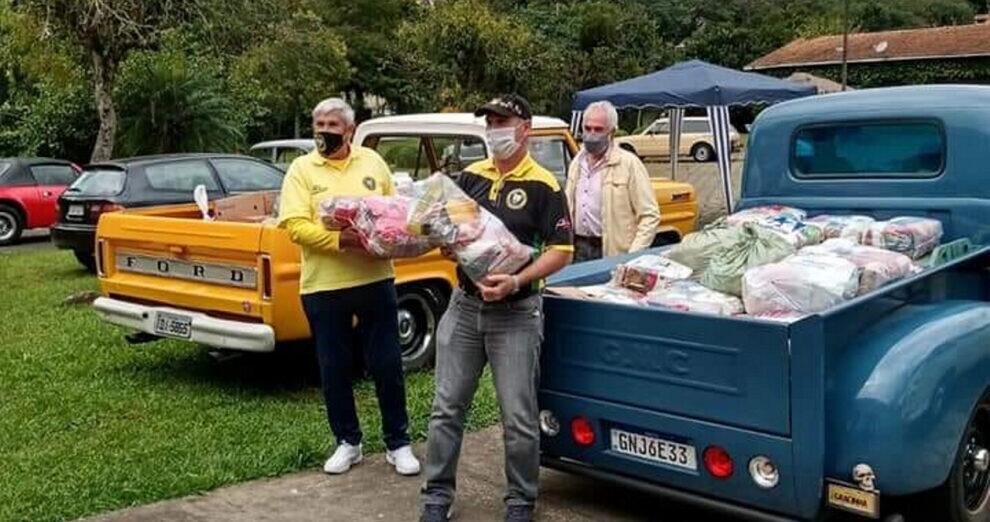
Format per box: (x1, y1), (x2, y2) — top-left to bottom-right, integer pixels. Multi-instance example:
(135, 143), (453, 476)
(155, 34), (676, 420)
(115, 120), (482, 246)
(0, 158), (81, 246)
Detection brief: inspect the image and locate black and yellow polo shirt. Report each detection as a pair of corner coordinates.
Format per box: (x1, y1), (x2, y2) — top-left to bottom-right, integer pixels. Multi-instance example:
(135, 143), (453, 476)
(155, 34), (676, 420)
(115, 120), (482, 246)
(456, 153), (574, 299)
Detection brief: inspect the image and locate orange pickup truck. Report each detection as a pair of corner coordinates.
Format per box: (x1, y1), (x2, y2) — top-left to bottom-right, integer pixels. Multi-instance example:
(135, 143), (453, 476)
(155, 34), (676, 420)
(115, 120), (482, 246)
(93, 114), (698, 369)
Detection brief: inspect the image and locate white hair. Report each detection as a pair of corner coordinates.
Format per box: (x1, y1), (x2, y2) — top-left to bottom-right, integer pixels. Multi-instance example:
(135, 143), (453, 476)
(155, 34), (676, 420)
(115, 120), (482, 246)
(311, 97), (355, 126)
(583, 101), (619, 132)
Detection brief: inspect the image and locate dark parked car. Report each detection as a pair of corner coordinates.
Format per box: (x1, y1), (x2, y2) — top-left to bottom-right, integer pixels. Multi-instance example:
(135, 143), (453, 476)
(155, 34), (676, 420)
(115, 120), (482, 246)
(52, 154), (284, 271)
(0, 158), (81, 246)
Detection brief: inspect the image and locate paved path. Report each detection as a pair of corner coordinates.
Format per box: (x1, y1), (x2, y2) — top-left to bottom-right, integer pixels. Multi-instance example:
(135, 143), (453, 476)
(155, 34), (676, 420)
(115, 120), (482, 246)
(86, 426), (702, 522)
(0, 229), (54, 254)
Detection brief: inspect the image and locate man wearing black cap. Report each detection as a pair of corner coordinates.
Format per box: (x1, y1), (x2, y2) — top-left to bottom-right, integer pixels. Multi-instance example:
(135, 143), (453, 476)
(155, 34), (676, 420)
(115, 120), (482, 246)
(420, 95), (573, 522)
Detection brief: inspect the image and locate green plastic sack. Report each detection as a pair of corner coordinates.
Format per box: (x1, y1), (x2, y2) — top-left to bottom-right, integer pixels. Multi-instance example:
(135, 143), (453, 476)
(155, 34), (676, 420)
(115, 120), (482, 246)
(665, 220), (744, 276)
(700, 222), (796, 296)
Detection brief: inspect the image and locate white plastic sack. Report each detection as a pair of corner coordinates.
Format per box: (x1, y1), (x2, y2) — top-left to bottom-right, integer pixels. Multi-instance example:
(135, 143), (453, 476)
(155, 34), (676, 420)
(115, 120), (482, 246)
(860, 217), (943, 259)
(800, 238), (920, 294)
(742, 254), (861, 315)
(645, 280), (744, 316)
(805, 214), (875, 242)
(753, 215), (825, 248)
(610, 255), (693, 293)
(726, 205), (807, 226)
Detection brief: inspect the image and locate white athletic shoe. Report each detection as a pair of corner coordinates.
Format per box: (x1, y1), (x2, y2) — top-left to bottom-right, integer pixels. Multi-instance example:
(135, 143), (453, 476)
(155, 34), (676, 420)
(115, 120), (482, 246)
(386, 445), (421, 476)
(323, 442), (362, 474)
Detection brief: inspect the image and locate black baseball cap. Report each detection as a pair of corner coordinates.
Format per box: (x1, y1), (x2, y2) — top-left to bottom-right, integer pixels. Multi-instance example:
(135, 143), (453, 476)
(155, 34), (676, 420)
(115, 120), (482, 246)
(474, 94), (532, 120)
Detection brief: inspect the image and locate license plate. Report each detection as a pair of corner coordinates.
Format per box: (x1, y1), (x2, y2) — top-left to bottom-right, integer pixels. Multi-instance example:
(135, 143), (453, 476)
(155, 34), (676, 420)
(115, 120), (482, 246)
(610, 428), (697, 470)
(154, 311), (192, 340)
(67, 205), (84, 217)
(826, 482), (880, 519)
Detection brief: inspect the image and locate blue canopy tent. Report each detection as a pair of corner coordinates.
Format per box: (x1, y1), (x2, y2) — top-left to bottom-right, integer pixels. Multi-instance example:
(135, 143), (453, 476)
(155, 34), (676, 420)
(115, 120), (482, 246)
(571, 60), (816, 212)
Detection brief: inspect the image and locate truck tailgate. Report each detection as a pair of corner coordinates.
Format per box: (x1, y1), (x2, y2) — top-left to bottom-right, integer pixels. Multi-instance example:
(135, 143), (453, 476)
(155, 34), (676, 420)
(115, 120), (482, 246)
(97, 211), (266, 319)
(542, 296), (791, 435)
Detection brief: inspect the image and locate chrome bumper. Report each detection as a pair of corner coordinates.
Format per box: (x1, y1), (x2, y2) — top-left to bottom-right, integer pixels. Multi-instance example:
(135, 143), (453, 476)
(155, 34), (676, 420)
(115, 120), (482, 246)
(92, 297), (276, 352)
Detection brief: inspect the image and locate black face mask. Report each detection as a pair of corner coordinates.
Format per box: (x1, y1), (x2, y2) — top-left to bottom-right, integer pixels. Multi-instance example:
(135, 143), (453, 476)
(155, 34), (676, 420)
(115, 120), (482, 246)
(315, 131), (345, 156)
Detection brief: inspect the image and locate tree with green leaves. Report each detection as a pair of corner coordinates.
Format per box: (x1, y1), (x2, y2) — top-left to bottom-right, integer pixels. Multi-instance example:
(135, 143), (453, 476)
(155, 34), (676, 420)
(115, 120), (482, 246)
(233, 11), (351, 139)
(114, 43), (244, 156)
(15, 0), (206, 161)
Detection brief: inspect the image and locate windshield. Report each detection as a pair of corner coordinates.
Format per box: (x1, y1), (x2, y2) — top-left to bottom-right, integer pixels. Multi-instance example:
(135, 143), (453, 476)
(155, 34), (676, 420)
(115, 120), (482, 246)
(67, 168), (125, 196)
(528, 136), (571, 185)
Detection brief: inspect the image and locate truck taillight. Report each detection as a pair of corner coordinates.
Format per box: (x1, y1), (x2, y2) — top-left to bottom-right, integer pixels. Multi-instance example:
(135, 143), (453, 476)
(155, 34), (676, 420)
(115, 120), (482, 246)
(96, 239), (106, 277)
(261, 255), (272, 300)
(571, 416), (595, 446)
(703, 446), (734, 479)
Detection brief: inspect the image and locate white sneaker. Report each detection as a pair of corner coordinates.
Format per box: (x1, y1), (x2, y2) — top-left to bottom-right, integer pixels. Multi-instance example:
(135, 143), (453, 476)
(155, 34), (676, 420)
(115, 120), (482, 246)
(386, 445), (421, 476)
(323, 442), (362, 474)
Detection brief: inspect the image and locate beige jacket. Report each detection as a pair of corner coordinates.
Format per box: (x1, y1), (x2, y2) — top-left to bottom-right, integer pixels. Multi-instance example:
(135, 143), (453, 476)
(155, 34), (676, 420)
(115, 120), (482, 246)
(565, 145), (660, 257)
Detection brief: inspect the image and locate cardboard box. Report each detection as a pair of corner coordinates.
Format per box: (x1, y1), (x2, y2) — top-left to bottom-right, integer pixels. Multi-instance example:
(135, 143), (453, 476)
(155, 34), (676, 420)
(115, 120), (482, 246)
(213, 191), (279, 222)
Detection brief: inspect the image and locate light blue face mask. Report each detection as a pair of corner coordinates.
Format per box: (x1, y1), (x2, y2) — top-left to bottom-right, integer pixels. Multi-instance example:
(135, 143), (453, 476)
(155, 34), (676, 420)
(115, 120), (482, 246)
(486, 125), (521, 160)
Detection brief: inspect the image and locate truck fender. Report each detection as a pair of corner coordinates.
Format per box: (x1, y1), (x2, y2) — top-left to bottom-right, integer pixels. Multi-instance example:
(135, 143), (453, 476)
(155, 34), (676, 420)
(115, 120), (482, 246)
(827, 301), (990, 495)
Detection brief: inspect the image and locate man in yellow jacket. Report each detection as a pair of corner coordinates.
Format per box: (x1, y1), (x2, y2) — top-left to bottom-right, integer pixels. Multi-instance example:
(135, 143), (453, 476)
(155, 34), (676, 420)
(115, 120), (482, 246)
(565, 101), (660, 261)
(278, 97), (420, 477)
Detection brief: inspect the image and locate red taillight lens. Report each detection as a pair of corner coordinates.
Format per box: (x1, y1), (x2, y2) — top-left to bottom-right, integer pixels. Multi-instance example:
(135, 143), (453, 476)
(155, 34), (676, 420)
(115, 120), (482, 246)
(261, 255), (273, 300)
(570, 417), (595, 446)
(89, 203), (124, 222)
(703, 446), (734, 479)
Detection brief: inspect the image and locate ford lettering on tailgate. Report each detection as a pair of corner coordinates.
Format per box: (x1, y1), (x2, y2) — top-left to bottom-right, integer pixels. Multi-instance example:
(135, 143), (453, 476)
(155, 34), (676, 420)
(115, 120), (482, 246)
(116, 253), (257, 288)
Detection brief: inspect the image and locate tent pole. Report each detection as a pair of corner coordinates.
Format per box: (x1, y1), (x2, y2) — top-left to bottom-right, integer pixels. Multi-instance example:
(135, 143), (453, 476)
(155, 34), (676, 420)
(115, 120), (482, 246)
(707, 106), (734, 214)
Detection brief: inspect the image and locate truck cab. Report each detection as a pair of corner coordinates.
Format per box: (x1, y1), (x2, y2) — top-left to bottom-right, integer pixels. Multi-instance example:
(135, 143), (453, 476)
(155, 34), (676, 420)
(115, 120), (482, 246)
(538, 86), (990, 521)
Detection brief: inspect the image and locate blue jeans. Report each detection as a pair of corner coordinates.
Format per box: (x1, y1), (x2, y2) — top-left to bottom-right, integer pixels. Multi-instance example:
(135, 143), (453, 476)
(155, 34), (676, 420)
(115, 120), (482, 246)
(421, 289), (544, 508)
(301, 279), (410, 451)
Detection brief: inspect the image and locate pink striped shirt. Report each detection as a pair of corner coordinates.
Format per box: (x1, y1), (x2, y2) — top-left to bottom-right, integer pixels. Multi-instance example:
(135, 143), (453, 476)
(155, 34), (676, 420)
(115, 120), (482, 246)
(574, 150), (608, 237)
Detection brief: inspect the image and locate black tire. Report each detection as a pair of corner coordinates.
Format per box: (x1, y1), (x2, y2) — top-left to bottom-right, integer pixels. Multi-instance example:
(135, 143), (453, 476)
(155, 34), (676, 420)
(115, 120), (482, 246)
(930, 391), (990, 522)
(0, 204), (23, 246)
(73, 249), (96, 272)
(651, 231), (682, 248)
(691, 143), (716, 163)
(618, 143), (638, 157)
(396, 284), (448, 371)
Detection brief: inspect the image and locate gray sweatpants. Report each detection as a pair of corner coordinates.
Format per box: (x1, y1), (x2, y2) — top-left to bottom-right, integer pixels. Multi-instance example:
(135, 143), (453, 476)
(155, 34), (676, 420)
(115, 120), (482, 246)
(421, 289), (544, 508)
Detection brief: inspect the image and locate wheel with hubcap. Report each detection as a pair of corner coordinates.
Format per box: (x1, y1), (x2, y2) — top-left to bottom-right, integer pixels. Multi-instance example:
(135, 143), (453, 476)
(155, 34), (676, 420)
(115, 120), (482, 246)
(396, 284), (447, 371)
(0, 204), (23, 246)
(692, 143), (715, 162)
(934, 391), (990, 522)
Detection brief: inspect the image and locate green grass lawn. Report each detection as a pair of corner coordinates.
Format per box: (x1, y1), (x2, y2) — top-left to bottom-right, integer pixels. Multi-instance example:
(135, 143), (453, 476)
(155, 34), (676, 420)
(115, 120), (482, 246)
(0, 247), (499, 522)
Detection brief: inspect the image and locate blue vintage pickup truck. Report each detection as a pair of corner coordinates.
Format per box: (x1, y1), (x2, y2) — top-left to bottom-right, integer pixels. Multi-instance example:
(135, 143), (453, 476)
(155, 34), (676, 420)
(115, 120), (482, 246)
(539, 86), (990, 521)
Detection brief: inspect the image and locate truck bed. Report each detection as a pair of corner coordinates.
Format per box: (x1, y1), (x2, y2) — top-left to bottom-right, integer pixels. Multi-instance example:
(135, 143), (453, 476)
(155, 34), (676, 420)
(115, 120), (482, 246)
(539, 242), (990, 518)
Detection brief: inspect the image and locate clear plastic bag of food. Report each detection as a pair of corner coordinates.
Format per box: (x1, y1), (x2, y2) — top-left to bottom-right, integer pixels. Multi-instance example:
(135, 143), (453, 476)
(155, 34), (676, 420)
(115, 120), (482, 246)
(610, 254), (693, 293)
(726, 205), (807, 226)
(451, 207), (535, 282)
(805, 214), (875, 241)
(799, 238), (921, 294)
(742, 254), (861, 315)
(860, 217), (943, 259)
(319, 195), (436, 258)
(664, 221), (745, 276)
(753, 215), (825, 248)
(645, 280), (744, 316)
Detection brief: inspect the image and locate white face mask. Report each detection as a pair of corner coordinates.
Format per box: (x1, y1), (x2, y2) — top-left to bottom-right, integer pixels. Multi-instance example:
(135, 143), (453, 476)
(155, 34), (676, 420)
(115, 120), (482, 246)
(486, 125), (521, 160)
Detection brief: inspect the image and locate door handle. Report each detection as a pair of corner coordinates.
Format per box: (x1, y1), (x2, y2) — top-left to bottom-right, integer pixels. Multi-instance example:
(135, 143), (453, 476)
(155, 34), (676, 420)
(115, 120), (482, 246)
(42, 191), (52, 197)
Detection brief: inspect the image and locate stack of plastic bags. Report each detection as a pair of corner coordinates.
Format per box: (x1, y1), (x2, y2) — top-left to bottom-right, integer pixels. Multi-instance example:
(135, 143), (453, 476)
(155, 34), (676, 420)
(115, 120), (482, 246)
(742, 254), (861, 316)
(549, 205), (944, 322)
(319, 174), (534, 282)
(666, 221), (796, 297)
(799, 238), (921, 294)
(861, 217), (943, 259)
(806, 214), (875, 240)
(600, 254), (743, 316)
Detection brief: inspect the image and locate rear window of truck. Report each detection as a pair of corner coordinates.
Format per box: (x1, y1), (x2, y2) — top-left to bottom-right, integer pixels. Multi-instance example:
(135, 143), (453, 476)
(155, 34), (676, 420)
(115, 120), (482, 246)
(792, 121), (944, 178)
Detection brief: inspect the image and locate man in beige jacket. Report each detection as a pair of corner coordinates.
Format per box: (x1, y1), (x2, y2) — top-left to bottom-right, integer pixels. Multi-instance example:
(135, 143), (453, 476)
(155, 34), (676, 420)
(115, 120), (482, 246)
(565, 101), (660, 262)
